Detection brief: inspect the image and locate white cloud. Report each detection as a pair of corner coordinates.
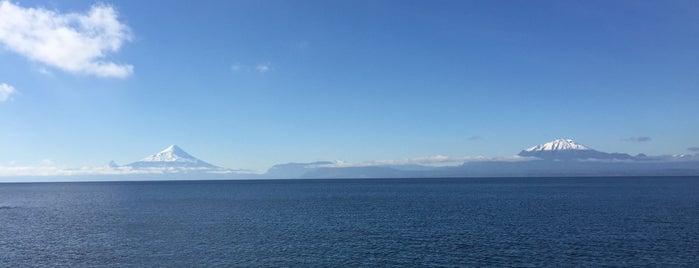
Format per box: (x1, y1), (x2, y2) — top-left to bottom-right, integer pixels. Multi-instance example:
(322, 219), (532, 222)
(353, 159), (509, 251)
(0, 161), (255, 178)
(0, 82), (16, 101)
(38, 67), (53, 76)
(38, 159), (55, 167)
(256, 64), (270, 73)
(0, 165), (158, 177)
(0, 163), (182, 177)
(230, 63), (273, 74)
(0, 1), (133, 78)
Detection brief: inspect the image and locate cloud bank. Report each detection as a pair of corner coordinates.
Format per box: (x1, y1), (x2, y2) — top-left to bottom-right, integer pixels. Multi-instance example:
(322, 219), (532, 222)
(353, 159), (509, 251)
(0, 83), (16, 101)
(0, 165), (150, 177)
(0, 1), (133, 78)
(0, 164), (252, 177)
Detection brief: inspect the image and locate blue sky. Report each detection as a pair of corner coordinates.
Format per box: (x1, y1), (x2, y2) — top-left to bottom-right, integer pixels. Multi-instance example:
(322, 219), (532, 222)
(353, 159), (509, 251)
(1, 0), (698, 171)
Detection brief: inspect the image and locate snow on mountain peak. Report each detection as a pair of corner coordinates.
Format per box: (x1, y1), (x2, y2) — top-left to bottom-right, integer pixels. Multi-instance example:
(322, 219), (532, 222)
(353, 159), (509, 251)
(519, 139), (634, 160)
(524, 139), (591, 152)
(142, 144), (197, 163)
(128, 145), (219, 169)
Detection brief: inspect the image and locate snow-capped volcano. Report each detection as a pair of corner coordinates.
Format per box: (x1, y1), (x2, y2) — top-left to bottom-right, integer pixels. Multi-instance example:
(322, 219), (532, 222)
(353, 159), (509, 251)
(127, 145), (219, 168)
(142, 145), (197, 162)
(519, 139), (633, 160)
(524, 139), (590, 152)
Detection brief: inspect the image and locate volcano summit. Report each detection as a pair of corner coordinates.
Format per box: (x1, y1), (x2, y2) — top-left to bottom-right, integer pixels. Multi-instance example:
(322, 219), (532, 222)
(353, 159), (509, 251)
(518, 139), (634, 160)
(126, 145), (219, 169)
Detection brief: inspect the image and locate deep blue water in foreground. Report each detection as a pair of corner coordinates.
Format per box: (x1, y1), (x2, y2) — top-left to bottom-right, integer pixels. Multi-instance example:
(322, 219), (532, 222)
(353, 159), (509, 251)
(1, 177), (698, 267)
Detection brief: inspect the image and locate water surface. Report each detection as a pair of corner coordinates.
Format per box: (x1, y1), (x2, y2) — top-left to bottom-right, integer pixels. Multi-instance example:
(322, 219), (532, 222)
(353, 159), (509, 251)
(1, 177), (697, 266)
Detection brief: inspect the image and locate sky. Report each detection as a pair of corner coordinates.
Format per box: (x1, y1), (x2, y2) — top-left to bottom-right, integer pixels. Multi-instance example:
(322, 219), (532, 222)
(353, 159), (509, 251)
(0, 0), (698, 172)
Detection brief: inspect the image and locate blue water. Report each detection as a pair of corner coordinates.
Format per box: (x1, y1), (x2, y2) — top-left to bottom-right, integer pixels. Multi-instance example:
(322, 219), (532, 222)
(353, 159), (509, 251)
(1, 177), (698, 267)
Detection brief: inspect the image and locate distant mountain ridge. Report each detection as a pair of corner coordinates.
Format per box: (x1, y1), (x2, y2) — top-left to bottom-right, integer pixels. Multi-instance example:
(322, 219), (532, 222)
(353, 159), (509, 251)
(265, 161), (335, 178)
(126, 145), (219, 169)
(100, 140), (699, 180)
(264, 138), (698, 179)
(518, 139), (634, 160)
(3, 139), (697, 182)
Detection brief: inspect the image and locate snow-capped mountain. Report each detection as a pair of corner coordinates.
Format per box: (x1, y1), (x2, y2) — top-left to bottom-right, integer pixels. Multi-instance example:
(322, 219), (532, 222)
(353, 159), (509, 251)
(518, 139), (633, 160)
(524, 139), (589, 151)
(126, 145), (219, 169)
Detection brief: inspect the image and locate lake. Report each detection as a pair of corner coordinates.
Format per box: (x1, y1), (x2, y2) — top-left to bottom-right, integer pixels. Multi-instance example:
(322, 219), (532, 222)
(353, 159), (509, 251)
(1, 177), (697, 266)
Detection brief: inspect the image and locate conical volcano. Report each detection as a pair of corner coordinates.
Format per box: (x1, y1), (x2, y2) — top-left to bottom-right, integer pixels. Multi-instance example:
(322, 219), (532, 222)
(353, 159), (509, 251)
(127, 145), (219, 168)
(518, 139), (633, 160)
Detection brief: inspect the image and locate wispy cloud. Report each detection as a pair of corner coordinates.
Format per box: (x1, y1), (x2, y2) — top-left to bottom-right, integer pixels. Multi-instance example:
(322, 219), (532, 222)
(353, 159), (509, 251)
(623, 136), (652, 142)
(0, 1), (133, 78)
(230, 64), (242, 73)
(230, 63), (272, 74)
(688, 147), (699, 152)
(0, 83), (16, 102)
(38, 67), (53, 76)
(255, 64), (270, 73)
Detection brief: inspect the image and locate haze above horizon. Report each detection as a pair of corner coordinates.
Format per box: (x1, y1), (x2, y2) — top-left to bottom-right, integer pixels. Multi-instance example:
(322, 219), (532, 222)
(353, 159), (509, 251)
(1, 0), (697, 172)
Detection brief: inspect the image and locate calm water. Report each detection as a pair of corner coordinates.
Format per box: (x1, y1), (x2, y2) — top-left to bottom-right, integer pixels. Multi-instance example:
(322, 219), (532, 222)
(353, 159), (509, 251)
(1, 177), (697, 267)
